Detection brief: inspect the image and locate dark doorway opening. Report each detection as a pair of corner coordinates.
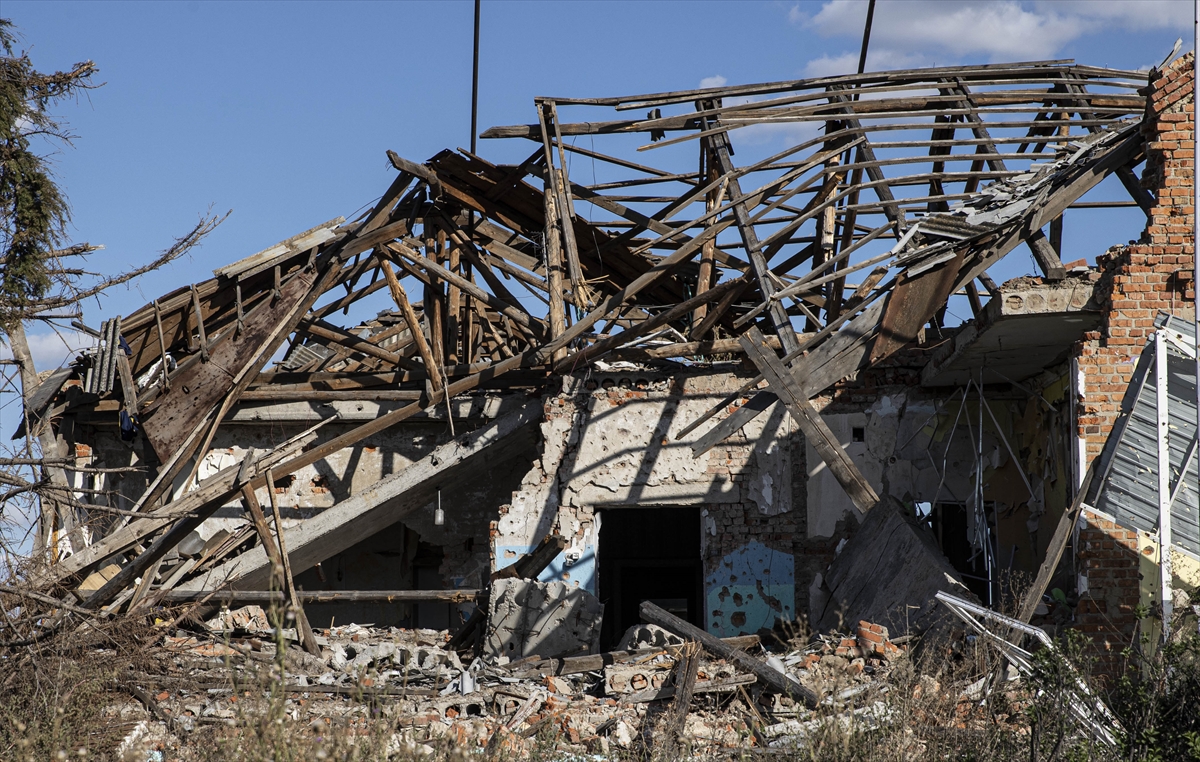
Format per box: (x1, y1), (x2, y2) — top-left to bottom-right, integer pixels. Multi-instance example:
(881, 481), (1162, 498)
(597, 506), (703, 650)
(929, 501), (996, 603)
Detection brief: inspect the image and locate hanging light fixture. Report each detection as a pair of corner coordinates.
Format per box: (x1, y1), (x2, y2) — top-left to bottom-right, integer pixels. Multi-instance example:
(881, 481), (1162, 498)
(434, 487), (445, 526)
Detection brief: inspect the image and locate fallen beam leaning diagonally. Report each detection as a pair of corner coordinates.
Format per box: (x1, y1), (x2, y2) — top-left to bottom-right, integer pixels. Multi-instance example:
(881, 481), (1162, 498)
(178, 398), (542, 592)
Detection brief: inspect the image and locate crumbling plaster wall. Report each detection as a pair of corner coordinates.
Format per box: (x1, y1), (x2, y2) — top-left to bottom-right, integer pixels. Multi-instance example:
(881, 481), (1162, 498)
(813, 376), (1072, 576)
(490, 365), (1070, 638)
(491, 371), (805, 638)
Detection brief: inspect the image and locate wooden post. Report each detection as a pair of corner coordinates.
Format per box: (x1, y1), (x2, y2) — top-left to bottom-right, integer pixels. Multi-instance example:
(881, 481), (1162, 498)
(463, 264), (476, 363)
(694, 138), (717, 333)
(241, 483), (285, 590)
(447, 233), (461, 365)
(424, 224), (445, 369)
(539, 100), (587, 306)
(542, 161), (568, 365)
(265, 468), (321, 657)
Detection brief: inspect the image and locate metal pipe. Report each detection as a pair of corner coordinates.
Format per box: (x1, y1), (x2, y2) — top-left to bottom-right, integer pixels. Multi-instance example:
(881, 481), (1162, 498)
(857, 0), (876, 76)
(471, 0), (481, 155)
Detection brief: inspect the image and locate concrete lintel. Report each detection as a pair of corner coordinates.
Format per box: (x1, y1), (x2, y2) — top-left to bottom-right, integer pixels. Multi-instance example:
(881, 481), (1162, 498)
(921, 276), (1101, 387)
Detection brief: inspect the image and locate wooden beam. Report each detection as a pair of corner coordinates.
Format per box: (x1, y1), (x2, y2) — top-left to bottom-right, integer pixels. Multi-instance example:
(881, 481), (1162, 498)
(700, 102), (802, 357)
(386, 242), (547, 341)
(298, 317), (419, 370)
(504, 635), (761, 679)
(377, 256), (442, 392)
(685, 124), (1144, 456)
(266, 467), (321, 657)
(739, 326), (879, 514)
(1012, 461), (1097, 632)
(1026, 229), (1066, 281)
(640, 601), (818, 706)
(159, 589), (481, 603)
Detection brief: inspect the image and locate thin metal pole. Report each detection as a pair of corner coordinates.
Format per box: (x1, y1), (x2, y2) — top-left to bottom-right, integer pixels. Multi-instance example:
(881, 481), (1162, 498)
(1156, 331), (1173, 639)
(1192, 0), (1199, 641)
(471, 0), (481, 155)
(856, 0), (876, 75)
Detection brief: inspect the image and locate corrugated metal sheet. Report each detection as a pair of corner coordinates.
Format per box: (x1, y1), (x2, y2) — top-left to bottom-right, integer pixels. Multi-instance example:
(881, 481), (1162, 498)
(1091, 313), (1200, 555)
(84, 317), (121, 395)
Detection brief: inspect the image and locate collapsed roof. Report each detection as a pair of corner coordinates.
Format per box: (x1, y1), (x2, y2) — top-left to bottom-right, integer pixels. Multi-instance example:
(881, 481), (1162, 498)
(25, 59), (1156, 615)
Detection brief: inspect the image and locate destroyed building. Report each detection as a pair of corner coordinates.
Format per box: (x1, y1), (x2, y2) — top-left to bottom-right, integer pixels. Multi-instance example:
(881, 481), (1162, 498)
(15, 54), (1196, 678)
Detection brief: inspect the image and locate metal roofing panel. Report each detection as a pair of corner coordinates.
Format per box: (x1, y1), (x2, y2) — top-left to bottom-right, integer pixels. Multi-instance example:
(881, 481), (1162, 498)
(1092, 313), (1200, 555)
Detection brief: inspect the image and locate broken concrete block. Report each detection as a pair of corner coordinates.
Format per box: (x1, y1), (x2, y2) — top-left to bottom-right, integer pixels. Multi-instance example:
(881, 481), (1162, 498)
(615, 623), (685, 651)
(204, 604), (270, 633)
(813, 496), (975, 639)
(485, 578), (603, 662)
(603, 664), (670, 695)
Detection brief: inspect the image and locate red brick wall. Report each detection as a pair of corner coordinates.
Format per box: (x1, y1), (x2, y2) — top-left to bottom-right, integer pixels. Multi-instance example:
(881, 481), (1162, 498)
(1075, 511), (1142, 678)
(1076, 53), (1196, 462)
(1073, 54), (1193, 674)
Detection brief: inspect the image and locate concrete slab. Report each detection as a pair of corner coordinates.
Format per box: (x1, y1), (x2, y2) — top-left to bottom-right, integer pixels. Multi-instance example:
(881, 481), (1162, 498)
(813, 496), (975, 638)
(922, 277), (1101, 387)
(485, 579), (604, 661)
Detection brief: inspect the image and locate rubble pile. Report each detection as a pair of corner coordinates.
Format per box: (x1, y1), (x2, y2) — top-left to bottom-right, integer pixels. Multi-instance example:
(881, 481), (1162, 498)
(111, 608), (929, 758)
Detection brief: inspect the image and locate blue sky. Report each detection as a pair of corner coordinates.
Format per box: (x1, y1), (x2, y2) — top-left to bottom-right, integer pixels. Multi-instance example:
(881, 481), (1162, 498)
(0, 0), (1193, 376)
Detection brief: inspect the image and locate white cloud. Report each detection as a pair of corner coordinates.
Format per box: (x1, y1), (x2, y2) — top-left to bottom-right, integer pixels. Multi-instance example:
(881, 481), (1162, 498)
(699, 74), (728, 89)
(803, 49), (927, 79)
(1033, 1), (1191, 32)
(0, 329), (92, 375)
(805, 1), (1080, 61)
(792, 0), (1191, 72)
(803, 52), (861, 79)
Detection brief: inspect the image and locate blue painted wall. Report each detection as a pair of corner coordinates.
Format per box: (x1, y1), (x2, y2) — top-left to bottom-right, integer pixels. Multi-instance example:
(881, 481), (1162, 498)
(494, 544), (597, 595)
(705, 541), (794, 636)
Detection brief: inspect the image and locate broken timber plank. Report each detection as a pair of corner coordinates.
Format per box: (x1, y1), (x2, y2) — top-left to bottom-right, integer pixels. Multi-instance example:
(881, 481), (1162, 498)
(159, 589), (481, 604)
(266, 466), (322, 657)
(1025, 229), (1067, 282)
(739, 326), (879, 514)
(377, 256), (442, 391)
(138, 266), (318, 460)
(1011, 461), (1097, 636)
(658, 641), (702, 749)
(178, 399), (542, 592)
(640, 601), (818, 707)
(867, 250), (965, 364)
(298, 318), (421, 371)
